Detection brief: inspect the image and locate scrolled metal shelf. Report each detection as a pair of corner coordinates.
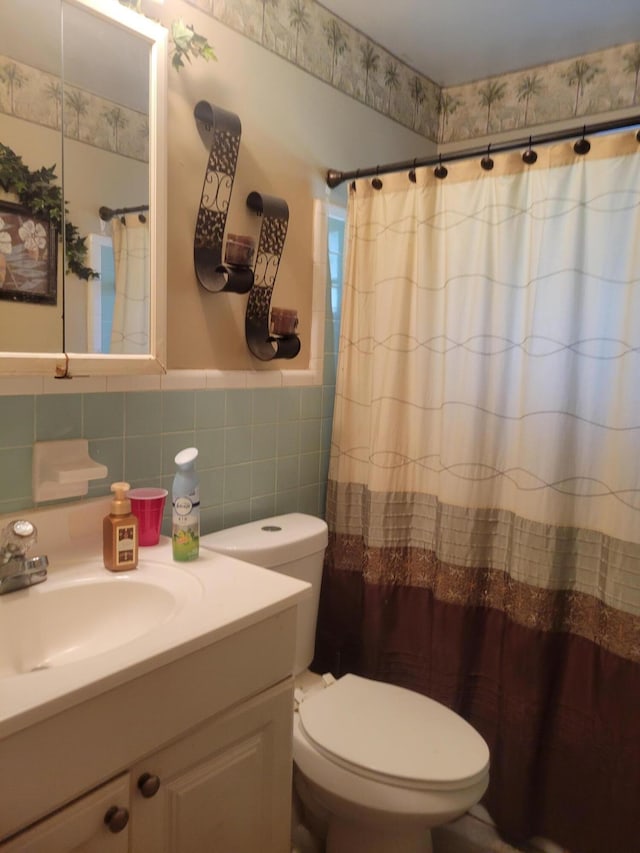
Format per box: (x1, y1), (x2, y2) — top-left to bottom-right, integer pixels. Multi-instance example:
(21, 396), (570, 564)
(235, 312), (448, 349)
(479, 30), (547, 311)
(245, 191), (299, 361)
(193, 101), (253, 294)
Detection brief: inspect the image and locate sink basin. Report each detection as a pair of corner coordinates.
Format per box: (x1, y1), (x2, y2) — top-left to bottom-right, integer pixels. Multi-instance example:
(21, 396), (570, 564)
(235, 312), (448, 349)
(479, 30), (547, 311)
(0, 564), (203, 677)
(0, 498), (309, 744)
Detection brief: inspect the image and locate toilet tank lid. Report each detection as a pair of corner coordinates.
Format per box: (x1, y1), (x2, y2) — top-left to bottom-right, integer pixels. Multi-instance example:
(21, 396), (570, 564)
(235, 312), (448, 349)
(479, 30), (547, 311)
(200, 513), (328, 568)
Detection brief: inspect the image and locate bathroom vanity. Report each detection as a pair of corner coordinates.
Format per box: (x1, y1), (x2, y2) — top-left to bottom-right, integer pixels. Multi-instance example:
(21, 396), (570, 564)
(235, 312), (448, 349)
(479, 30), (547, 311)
(0, 499), (309, 852)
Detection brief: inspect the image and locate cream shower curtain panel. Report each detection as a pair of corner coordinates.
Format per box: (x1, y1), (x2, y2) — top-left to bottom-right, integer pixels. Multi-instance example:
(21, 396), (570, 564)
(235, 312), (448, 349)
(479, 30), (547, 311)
(316, 130), (640, 853)
(110, 214), (149, 354)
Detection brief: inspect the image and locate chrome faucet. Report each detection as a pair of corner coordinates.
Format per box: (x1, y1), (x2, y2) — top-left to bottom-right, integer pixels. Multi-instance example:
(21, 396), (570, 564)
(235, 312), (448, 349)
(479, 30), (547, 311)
(0, 520), (48, 595)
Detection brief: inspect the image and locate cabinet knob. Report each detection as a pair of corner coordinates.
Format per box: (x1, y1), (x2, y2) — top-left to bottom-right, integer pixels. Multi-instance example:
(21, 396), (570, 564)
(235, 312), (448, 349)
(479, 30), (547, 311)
(137, 772), (161, 798)
(104, 805), (129, 833)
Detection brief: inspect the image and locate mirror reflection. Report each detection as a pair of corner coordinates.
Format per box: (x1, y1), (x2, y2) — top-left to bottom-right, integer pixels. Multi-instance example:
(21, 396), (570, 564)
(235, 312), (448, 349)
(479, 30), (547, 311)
(0, 0), (151, 355)
(0, 0), (64, 353)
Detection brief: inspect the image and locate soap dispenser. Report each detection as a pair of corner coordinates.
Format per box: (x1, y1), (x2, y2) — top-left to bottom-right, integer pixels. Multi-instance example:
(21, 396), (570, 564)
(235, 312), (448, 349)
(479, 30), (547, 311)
(103, 481), (138, 572)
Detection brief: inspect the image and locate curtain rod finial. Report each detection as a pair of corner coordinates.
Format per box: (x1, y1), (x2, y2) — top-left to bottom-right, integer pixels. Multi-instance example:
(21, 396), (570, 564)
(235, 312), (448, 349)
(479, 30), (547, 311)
(326, 169), (344, 189)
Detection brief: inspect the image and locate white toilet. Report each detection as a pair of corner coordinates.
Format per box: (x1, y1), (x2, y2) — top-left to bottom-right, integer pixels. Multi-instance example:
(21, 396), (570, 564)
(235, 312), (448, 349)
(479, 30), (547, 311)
(200, 513), (490, 853)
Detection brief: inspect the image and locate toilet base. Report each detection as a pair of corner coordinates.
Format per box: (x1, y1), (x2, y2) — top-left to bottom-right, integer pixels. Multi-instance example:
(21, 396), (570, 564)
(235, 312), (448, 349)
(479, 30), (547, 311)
(295, 766), (434, 853)
(327, 818), (432, 853)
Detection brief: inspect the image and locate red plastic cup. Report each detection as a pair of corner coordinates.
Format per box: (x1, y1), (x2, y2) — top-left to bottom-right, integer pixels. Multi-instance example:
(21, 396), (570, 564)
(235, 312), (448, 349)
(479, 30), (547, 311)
(127, 487), (168, 546)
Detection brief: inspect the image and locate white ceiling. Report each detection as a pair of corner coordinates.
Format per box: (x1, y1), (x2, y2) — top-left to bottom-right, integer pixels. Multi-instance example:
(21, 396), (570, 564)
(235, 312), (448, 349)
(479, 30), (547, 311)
(319, 0), (640, 87)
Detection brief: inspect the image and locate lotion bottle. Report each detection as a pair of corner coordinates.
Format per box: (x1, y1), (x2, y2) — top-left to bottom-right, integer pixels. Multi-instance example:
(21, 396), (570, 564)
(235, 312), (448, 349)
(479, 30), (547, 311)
(103, 481), (138, 572)
(172, 447), (200, 562)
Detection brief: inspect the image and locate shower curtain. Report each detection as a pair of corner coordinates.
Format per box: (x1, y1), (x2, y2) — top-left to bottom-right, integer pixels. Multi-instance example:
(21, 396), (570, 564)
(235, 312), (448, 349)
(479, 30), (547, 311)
(315, 130), (640, 853)
(110, 213), (149, 354)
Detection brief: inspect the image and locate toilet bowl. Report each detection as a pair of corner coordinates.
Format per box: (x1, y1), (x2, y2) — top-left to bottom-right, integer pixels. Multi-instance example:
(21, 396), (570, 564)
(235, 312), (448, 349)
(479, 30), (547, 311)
(200, 514), (490, 853)
(292, 671), (488, 853)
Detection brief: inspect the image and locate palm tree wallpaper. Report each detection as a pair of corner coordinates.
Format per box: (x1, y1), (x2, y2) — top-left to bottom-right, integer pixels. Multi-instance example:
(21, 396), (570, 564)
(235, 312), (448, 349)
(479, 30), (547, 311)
(188, 0), (640, 144)
(0, 57), (148, 163)
(3, 0), (637, 155)
(192, 0), (438, 137)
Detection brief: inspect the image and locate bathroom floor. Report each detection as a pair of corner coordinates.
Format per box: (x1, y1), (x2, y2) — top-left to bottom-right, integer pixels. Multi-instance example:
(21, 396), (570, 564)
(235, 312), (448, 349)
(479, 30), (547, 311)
(292, 808), (570, 853)
(433, 814), (527, 852)
(432, 809), (569, 853)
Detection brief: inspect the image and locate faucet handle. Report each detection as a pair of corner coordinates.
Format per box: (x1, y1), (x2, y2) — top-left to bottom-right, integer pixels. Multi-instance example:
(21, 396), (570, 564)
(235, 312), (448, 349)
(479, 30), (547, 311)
(0, 520), (37, 563)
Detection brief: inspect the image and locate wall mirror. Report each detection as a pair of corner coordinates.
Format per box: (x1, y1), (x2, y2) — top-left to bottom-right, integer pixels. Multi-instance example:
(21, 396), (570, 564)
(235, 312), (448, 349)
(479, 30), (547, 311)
(0, 0), (167, 376)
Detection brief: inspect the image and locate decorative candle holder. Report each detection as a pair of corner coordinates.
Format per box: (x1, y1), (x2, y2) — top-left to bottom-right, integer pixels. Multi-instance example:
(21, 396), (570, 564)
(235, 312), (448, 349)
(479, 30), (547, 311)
(225, 234), (255, 268)
(270, 307), (298, 337)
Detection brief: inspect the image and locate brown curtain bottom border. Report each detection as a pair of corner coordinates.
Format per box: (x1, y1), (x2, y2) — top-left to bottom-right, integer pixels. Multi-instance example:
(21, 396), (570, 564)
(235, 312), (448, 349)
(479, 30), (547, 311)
(314, 547), (640, 853)
(327, 532), (640, 664)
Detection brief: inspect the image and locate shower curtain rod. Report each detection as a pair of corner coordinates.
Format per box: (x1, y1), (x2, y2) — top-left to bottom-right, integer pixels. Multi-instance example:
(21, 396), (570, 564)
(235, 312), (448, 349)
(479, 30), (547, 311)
(99, 204), (149, 221)
(326, 114), (640, 188)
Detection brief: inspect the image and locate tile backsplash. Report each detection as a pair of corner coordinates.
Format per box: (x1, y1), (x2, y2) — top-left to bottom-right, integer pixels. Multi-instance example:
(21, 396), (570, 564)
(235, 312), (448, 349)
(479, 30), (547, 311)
(0, 289), (339, 531)
(0, 380), (335, 534)
(0, 200), (341, 533)
(0, 280), (338, 531)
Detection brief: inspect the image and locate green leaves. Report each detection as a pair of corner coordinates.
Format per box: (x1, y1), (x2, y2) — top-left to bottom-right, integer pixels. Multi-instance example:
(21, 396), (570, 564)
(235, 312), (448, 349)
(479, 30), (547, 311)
(64, 222), (97, 281)
(170, 19), (217, 71)
(117, 0), (143, 12)
(0, 143), (97, 280)
(116, 3), (216, 73)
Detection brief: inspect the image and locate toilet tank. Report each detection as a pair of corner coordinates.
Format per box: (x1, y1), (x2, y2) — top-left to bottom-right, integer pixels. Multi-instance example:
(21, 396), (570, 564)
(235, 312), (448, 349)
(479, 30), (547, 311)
(200, 514), (328, 675)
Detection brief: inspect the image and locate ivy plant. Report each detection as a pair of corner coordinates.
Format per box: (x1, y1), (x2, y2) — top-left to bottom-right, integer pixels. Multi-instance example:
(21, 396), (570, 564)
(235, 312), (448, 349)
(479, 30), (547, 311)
(117, 2), (217, 71)
(170, 19), (217, 71)
(0, 143), (97, 280)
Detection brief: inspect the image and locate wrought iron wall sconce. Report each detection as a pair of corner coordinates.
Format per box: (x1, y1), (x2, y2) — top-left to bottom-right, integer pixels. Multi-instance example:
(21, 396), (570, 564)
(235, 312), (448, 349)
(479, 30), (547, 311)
(192, 100), (299, 361)
(193, 101), (253, 294)
(245, 191), (300, 361)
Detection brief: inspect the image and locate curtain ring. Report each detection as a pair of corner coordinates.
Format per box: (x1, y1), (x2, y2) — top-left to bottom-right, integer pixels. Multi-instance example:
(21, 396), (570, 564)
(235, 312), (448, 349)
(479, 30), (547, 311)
(138, 213), (147, 223)
(574, 126), (591, 155)
(434, 154), (448, 179)
(636, 129), (640, 143)
(522, 136), (537, 164)
(481, 144), (494, 171)
(408, 159), (417, 183)
(371, 166), (383, 190)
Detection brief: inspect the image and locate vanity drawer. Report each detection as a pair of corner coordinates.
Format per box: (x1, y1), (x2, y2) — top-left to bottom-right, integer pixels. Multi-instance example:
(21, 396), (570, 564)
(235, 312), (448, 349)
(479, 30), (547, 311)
(0, 775), (130, 852)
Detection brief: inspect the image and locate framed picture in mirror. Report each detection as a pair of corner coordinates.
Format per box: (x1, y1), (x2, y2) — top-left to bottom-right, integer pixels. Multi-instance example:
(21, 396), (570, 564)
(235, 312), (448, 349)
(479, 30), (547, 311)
(0, 201), (57, 305)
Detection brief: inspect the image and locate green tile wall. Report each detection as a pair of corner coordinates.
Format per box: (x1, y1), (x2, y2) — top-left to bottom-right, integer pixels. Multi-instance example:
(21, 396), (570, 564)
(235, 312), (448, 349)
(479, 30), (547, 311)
(0, 382), (335, 533)
(0, 270), (340, 533)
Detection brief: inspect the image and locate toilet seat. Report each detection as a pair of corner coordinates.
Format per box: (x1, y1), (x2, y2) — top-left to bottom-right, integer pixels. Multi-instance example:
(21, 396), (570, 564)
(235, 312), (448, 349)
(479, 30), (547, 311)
(297, 674), (489, 792)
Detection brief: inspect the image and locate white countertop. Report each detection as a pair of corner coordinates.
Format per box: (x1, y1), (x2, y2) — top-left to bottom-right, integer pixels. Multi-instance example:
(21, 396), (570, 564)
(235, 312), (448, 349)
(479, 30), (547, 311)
(0, 499), (310, 739)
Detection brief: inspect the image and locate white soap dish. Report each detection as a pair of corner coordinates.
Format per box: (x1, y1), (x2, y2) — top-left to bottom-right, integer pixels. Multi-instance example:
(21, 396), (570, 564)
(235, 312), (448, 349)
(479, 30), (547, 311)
(32, 440), (108, 503)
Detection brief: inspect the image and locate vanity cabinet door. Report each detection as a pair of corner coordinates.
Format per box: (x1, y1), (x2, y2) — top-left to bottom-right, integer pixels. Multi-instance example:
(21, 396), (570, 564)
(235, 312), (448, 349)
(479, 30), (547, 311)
(0, 775), (129, 853)
(130, 679), (294, 853)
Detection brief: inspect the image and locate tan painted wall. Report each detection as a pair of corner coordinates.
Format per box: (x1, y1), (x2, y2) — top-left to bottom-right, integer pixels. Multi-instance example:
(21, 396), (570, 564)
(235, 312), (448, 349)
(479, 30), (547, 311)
(163, 0), (433, 369)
